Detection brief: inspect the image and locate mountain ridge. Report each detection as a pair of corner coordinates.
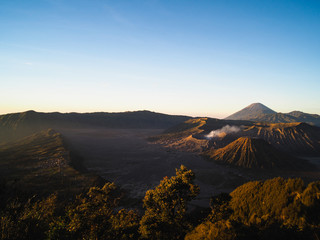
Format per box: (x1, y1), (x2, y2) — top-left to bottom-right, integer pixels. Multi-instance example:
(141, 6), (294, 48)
(226, 103), (320, 126)
(152, 117), (320, 156)
(0, 128), (102, 197)
(0, 110), (191, 143)
(225, 103), (276, 120)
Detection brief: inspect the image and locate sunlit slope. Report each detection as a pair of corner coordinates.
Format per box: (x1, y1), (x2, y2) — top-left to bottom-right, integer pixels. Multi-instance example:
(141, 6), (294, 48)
(205, 137), (309, 169)
(162, 117), (251, 135)
(153, 118), (320, 156)
(151, 118), (251, 152)
(0, 129), (100, 196)
(186, 178), (320, 239)
(229, 178), (320, 226)
(0, 110), (191, 143)
(243, 122), (320, 155)
(150, 118), (209, 152)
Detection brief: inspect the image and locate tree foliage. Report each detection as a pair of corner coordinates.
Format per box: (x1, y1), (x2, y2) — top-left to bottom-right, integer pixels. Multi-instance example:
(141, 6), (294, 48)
(63, 182), (140, 240)
(0, 183), (140, 240)
(1, 170), (320, 240)
(186, 178), (320, 240)
(139, 165), (199, 239)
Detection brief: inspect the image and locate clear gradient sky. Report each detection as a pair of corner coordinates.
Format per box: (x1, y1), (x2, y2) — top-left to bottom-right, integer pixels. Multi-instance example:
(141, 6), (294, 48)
(1, 0), (320, 118)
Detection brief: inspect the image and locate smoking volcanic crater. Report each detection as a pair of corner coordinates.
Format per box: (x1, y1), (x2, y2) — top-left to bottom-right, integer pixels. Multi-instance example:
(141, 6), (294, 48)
(153, 116), (320, 170)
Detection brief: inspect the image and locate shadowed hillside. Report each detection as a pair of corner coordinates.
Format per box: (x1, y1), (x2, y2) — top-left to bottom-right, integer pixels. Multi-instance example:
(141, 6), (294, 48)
(205, 137), (310, 169)
(249, 112), (298, 123)
(0, 129), (101, 198)
(0, 110), (191, 143)
(248, 112), (320, 126)
(287, 111), (320, 126)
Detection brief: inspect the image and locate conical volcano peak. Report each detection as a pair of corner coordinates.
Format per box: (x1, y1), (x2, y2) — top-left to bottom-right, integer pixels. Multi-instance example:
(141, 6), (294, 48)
(205, 136), (304, 169)
(246, 103), (271, 110)
(225, 103), (276, 120)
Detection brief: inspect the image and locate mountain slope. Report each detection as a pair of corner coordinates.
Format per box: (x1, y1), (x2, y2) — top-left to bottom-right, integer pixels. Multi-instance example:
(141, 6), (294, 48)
(0, 129), (101, 197)
(225, 103), (276, 120)
(0, 110), (191, 143)
(153, 116), (320, 156)
(249, 112), (298, 123)
(229, 178), (320, 226)
(226, 103), (320, 126)
(247, 112), (320, 126)
(186, 177), (320, 239)
(287, 111), (320, 126)
(150, 118), (252, 152)
(205, 137), (306, 169)
(242, 122), (320, 155)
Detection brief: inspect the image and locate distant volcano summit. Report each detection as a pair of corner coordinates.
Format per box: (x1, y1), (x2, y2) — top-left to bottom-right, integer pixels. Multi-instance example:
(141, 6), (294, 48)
(225, 103), (320, 126)
(225, 103), (276, 120)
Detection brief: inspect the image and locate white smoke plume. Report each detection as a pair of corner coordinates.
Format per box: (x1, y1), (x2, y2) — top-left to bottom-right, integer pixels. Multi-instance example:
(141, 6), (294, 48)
(205, 125), (241, 139)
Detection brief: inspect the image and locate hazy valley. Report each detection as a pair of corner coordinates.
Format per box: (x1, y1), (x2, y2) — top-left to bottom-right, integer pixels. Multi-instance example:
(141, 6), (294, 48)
(1, 103), (320, 239)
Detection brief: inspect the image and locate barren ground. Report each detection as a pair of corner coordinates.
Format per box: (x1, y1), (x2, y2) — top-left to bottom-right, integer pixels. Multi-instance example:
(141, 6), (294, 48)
(60, 128), (320, 208)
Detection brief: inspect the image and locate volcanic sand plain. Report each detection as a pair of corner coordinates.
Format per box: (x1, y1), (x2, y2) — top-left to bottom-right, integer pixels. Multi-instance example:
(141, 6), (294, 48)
(60, 128), (320, 207)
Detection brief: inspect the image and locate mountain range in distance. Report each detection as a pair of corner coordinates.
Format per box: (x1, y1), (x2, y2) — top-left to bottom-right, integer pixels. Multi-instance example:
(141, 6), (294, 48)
(225, 102), (320, 126)
(1, 103), (320, 151)
(1, 102), (319, 139)
(0, 110), (191, 143)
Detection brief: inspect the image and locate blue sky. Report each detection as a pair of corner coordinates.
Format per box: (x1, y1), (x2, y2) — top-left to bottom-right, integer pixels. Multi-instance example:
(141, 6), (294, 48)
(1, 0), (319, 118)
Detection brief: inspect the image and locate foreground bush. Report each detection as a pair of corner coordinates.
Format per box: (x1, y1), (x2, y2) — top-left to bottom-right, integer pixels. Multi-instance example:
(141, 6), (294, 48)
(1, 173), (320, 239)
(186, 178), (320, 240)
(139, 165), (199, 240)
